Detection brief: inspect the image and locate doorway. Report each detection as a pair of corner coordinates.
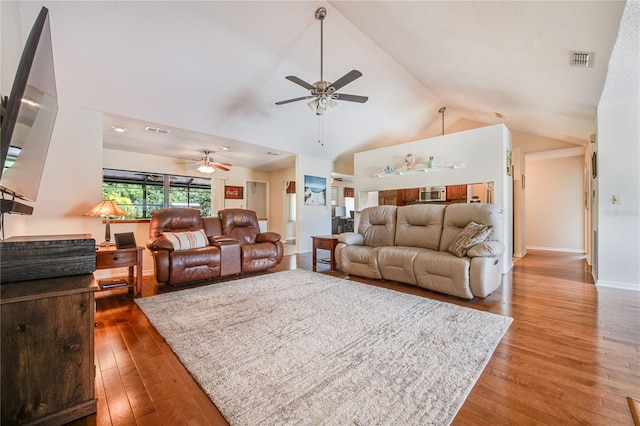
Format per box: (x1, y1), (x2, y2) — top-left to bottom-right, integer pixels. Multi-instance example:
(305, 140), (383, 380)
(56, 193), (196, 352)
(246, 181), (267, 230)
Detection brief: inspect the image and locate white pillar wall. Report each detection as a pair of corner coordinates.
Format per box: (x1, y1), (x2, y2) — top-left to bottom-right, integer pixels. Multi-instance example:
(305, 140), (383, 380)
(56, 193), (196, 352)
(353, 124), (513, 272)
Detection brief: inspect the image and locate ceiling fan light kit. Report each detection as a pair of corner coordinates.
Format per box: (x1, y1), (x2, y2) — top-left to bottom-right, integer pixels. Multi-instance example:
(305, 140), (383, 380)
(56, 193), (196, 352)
(276, 7), (368, 115)
(197, 163), (215, 174)
(195, 150), (232, 174)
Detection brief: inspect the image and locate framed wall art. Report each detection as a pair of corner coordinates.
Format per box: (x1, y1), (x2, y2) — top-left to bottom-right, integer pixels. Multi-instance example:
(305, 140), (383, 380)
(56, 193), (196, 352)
(304, 175), (326, 206)
(331, 186), (338, 205)
(225, 185), (244, 199)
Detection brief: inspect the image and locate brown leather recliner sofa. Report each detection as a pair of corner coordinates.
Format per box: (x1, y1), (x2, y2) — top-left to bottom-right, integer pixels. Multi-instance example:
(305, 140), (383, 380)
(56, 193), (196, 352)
(147, 208), (283, 285)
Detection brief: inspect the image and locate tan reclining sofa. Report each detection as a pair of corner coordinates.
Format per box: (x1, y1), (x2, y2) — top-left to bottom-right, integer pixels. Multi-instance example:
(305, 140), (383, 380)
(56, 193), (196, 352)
(335, 203), (505, 299)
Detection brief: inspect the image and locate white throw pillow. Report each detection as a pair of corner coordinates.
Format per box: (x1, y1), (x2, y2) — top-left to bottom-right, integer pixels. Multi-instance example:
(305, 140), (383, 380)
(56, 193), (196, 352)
(164, 230), (209, 250)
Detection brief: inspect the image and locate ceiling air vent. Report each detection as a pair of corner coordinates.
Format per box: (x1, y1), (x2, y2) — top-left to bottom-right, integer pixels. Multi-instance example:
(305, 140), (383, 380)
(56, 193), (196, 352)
(570, 51), (595, 68)
(144, 126), (171, 134)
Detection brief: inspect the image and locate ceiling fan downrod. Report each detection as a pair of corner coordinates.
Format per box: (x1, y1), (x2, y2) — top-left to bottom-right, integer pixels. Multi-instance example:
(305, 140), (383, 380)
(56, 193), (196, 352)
(274, 6), (367, 114)
(439, 106), (447, 135)
(316, 7), (326, 83)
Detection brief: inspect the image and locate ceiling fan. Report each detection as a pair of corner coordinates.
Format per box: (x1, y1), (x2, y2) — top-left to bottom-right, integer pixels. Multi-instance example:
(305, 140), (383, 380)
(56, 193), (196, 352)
(275, 7), (368, 115)
(187, 151), (232, 174)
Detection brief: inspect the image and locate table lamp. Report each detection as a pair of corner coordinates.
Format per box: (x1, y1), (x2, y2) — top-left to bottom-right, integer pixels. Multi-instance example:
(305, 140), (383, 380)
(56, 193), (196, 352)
(84, 200), (127, 246)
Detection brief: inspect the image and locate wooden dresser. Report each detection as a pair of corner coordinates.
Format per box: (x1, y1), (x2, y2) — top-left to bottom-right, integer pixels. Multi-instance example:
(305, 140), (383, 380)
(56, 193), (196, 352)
(1, 274), (98, 425)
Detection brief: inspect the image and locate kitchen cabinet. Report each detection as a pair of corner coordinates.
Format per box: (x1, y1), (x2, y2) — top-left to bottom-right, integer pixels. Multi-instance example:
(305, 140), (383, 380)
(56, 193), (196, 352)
(402, 188), (420, 203)
(446, 185), (468, 201)
(379, 188), (420, 206)
(378, 190), (402, 206)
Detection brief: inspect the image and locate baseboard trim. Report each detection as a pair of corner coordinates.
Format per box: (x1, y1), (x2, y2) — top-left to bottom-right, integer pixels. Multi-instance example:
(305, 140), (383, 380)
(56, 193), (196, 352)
(526, 246), (585, 254)
(596, 280), (640, 291)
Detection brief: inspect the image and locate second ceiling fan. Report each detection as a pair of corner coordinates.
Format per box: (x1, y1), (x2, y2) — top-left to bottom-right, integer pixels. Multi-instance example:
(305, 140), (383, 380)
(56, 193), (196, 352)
(275, 7), (368, 115)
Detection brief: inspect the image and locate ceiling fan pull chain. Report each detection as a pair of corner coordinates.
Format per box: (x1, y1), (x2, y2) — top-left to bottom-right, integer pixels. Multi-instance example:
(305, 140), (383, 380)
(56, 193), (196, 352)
(318, 115), (324, 146)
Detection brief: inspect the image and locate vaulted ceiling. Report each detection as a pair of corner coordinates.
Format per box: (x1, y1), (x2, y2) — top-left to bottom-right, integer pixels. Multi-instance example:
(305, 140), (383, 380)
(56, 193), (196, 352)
(10, 1), (627, 171)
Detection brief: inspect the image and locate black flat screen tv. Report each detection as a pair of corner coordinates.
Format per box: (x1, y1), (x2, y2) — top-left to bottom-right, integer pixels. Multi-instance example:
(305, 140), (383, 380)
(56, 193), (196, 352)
(0, 6), (58, 215)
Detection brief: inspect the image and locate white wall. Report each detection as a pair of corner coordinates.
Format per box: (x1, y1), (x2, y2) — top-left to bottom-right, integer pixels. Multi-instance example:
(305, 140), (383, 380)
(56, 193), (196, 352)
(594, 0), (640, 290)
(296, 154), (332, 253)
(525, 153), (585, 252)
(596, 97), (640, 289)
(3, 105), (103, 238)
(354, 124), (513, 272)
(268, 167), (295, 241)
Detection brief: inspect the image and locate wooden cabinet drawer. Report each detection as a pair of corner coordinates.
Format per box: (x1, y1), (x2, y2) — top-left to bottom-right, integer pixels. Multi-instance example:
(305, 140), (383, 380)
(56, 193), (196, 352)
(96, 250), (137, 269)
(315, 239), (336, 250)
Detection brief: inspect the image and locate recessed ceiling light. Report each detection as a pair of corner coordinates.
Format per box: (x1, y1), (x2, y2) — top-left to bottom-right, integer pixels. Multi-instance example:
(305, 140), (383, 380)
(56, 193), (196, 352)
(112, 126), (127, 133)
(144, 126), (171, 134)
(220, 146), (230, 151)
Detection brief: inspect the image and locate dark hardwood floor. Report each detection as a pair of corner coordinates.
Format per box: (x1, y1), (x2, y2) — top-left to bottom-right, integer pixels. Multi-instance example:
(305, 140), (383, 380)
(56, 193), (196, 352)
(80, 250), (639, 425)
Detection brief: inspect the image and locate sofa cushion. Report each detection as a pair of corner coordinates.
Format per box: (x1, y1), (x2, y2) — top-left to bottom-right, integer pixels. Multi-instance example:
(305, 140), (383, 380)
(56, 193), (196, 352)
(395, 204), (446, 250)
(168, 246), (221, 283)
(447, 221), (493, 257)
(414, 251), (472, 299)
(219, 209), (260, 244)
(164, 230), (209, 251)
(241, 242), (281, 272)
(340, 246), (383, 279)
(149, 207), (205, 238)
(377, 246), (424, 285)
(359, 206), (397, 247)
(440, 203), (503, 252)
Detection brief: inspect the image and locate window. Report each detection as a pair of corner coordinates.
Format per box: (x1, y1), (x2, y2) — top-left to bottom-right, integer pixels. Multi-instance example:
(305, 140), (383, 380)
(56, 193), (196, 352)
(102, 169), (212, 219)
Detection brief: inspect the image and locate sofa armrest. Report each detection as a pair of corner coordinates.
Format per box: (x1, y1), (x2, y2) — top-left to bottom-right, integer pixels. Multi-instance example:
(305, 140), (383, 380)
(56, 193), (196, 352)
(256, 232), (281, 243)
(467, 241), (504, 258)
(338, 232), (364, 246)
(209, 235), (238, 244)
(146, 237), (174, 252)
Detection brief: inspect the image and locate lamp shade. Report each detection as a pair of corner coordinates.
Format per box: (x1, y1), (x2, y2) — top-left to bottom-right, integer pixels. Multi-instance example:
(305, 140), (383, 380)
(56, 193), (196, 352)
(84, 200), (127, 218)
(84, 200), (126, 246)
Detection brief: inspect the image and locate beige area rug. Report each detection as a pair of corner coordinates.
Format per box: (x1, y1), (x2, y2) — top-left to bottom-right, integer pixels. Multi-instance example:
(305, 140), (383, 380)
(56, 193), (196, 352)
(136, 269), (512, 425)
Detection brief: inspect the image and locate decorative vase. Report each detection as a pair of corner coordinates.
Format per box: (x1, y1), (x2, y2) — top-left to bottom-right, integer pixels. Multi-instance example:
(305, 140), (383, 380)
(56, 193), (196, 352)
(383, 164), (394, 173)
(427, 156), (436, 168)
(405, 154), (415, 170)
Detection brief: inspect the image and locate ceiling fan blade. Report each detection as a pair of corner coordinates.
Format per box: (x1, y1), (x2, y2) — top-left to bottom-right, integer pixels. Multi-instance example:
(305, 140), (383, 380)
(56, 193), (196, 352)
(213, 164), (230, 172)
(215, 161), (232, 167)
(285, 75), (316, 91)
(334, 93), (368, 103)
(329, 70), (362, 91)
(275, 95), (314, 105)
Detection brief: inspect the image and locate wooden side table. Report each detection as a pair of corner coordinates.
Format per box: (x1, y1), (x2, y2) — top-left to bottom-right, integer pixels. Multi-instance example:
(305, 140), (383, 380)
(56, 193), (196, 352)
(95, 246), (144, 297)
(311, 235), (339, 272)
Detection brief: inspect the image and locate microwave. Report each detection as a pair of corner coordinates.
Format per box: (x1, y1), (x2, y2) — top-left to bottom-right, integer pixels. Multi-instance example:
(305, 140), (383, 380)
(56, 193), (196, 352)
(419, 186), (446, 202)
